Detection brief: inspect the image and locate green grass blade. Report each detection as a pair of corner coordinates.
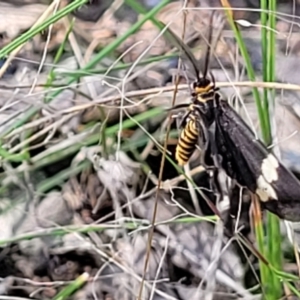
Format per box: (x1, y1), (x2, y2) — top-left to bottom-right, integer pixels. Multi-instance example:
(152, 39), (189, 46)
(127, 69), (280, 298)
(0, 0), (88, 59)
(125, 0), (165, 30)
(59, 53), (177, 77)
(262, 0), (282, 298)
(51, 272), (89, 300)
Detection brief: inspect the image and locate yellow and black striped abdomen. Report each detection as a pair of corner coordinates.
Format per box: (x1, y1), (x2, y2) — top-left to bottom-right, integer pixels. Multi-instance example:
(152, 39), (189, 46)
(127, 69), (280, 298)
(175, 115), (199, 166)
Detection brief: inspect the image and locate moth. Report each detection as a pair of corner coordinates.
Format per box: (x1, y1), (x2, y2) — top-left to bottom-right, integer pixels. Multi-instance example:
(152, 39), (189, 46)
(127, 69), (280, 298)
(163, 13), (300, 222)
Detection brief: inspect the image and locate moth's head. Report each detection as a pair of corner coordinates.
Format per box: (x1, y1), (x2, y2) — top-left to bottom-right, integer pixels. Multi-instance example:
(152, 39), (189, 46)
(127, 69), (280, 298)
(193, 77), (211, 89)
(192, 76), (215, 96)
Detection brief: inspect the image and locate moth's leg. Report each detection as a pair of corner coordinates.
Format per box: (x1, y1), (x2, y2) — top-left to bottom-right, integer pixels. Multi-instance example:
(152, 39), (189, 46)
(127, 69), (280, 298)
(209, 162), (224, 206)
(166, 103), (190, 127)
(193, 117), (222, 202)
(205, 129), (225, 206)
(225, 183), (252, 235)
(178, 109), (192, 129)
(197, 118), (209, 154)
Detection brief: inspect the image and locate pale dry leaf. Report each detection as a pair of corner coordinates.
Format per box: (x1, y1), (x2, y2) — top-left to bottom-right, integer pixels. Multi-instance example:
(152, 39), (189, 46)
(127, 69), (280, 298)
(0, 2), (47, 39)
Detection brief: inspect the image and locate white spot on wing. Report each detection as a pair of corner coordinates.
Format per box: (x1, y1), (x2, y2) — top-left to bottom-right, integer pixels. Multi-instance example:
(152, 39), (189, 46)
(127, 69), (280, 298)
(256, 175), (278, 202)
(261, 154), (279, 183)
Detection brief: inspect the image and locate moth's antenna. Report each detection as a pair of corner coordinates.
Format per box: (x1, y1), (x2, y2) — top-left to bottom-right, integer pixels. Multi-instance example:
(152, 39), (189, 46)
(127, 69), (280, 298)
(160, 21), (201, 82)
(203, 11), (217, 78)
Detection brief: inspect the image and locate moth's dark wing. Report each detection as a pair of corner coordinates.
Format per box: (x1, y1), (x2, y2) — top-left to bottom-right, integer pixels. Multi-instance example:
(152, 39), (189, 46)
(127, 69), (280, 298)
(159, 21), (200, 81)
(213, 101), (258, 191)
(215, 100), (300, 221)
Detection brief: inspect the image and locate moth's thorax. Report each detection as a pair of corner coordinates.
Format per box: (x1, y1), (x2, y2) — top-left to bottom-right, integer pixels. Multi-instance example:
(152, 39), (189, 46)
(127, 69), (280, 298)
(191, 79), (219, 104)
